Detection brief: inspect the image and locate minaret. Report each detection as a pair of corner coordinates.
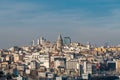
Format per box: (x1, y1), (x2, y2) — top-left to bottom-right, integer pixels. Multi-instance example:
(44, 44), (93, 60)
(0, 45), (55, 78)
(32, 40), (35, 46)
(56, 33), (63, 52)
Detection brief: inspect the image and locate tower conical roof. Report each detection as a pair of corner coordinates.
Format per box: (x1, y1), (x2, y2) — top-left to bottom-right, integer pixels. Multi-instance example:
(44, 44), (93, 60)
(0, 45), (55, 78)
(58, 33), (62, 40)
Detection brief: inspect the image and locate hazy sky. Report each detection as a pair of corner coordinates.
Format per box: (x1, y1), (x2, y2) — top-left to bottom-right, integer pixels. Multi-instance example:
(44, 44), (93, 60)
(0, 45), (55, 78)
(0, 0), (120, 49)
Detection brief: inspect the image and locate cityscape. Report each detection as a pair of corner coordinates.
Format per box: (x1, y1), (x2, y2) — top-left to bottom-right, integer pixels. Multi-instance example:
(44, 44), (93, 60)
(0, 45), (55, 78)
(0, 34), (120, 80)
(1, 0), (120, 80)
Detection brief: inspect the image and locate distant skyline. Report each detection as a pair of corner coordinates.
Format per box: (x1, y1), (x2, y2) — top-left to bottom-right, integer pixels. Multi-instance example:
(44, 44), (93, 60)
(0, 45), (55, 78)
(0, 0), (120, 49)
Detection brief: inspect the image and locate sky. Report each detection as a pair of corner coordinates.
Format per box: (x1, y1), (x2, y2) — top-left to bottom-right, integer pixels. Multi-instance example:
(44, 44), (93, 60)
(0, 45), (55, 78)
(0, 0), (120, 49)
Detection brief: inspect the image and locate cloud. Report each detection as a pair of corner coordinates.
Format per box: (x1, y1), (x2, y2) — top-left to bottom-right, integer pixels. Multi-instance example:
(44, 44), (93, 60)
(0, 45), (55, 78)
(0, 0), (120, 48)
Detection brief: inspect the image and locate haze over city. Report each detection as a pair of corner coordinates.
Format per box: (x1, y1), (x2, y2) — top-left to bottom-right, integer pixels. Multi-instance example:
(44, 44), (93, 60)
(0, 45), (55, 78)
(0, 0), (120, 49)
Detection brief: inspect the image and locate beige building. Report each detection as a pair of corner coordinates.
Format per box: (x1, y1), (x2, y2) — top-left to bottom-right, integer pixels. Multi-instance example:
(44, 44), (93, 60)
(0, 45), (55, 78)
(116, 60), (120, 72)
(6, 55), (10, 61)
(13, 54), (19, 62)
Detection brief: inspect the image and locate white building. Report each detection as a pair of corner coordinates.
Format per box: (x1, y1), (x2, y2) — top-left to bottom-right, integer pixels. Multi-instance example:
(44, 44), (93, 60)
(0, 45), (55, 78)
(83, 61), (92, 74)
(66, 59), (79, 70)
(54, 58), (66, 69)
(30, 61), (36, 70)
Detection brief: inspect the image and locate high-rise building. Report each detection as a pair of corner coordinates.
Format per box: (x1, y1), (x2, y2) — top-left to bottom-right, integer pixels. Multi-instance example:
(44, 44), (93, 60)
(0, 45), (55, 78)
(40, 37), (46, 45)
(56, 34), (63, 52)
(64, 37), (71, 45)
(37, 39), (40, 45)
